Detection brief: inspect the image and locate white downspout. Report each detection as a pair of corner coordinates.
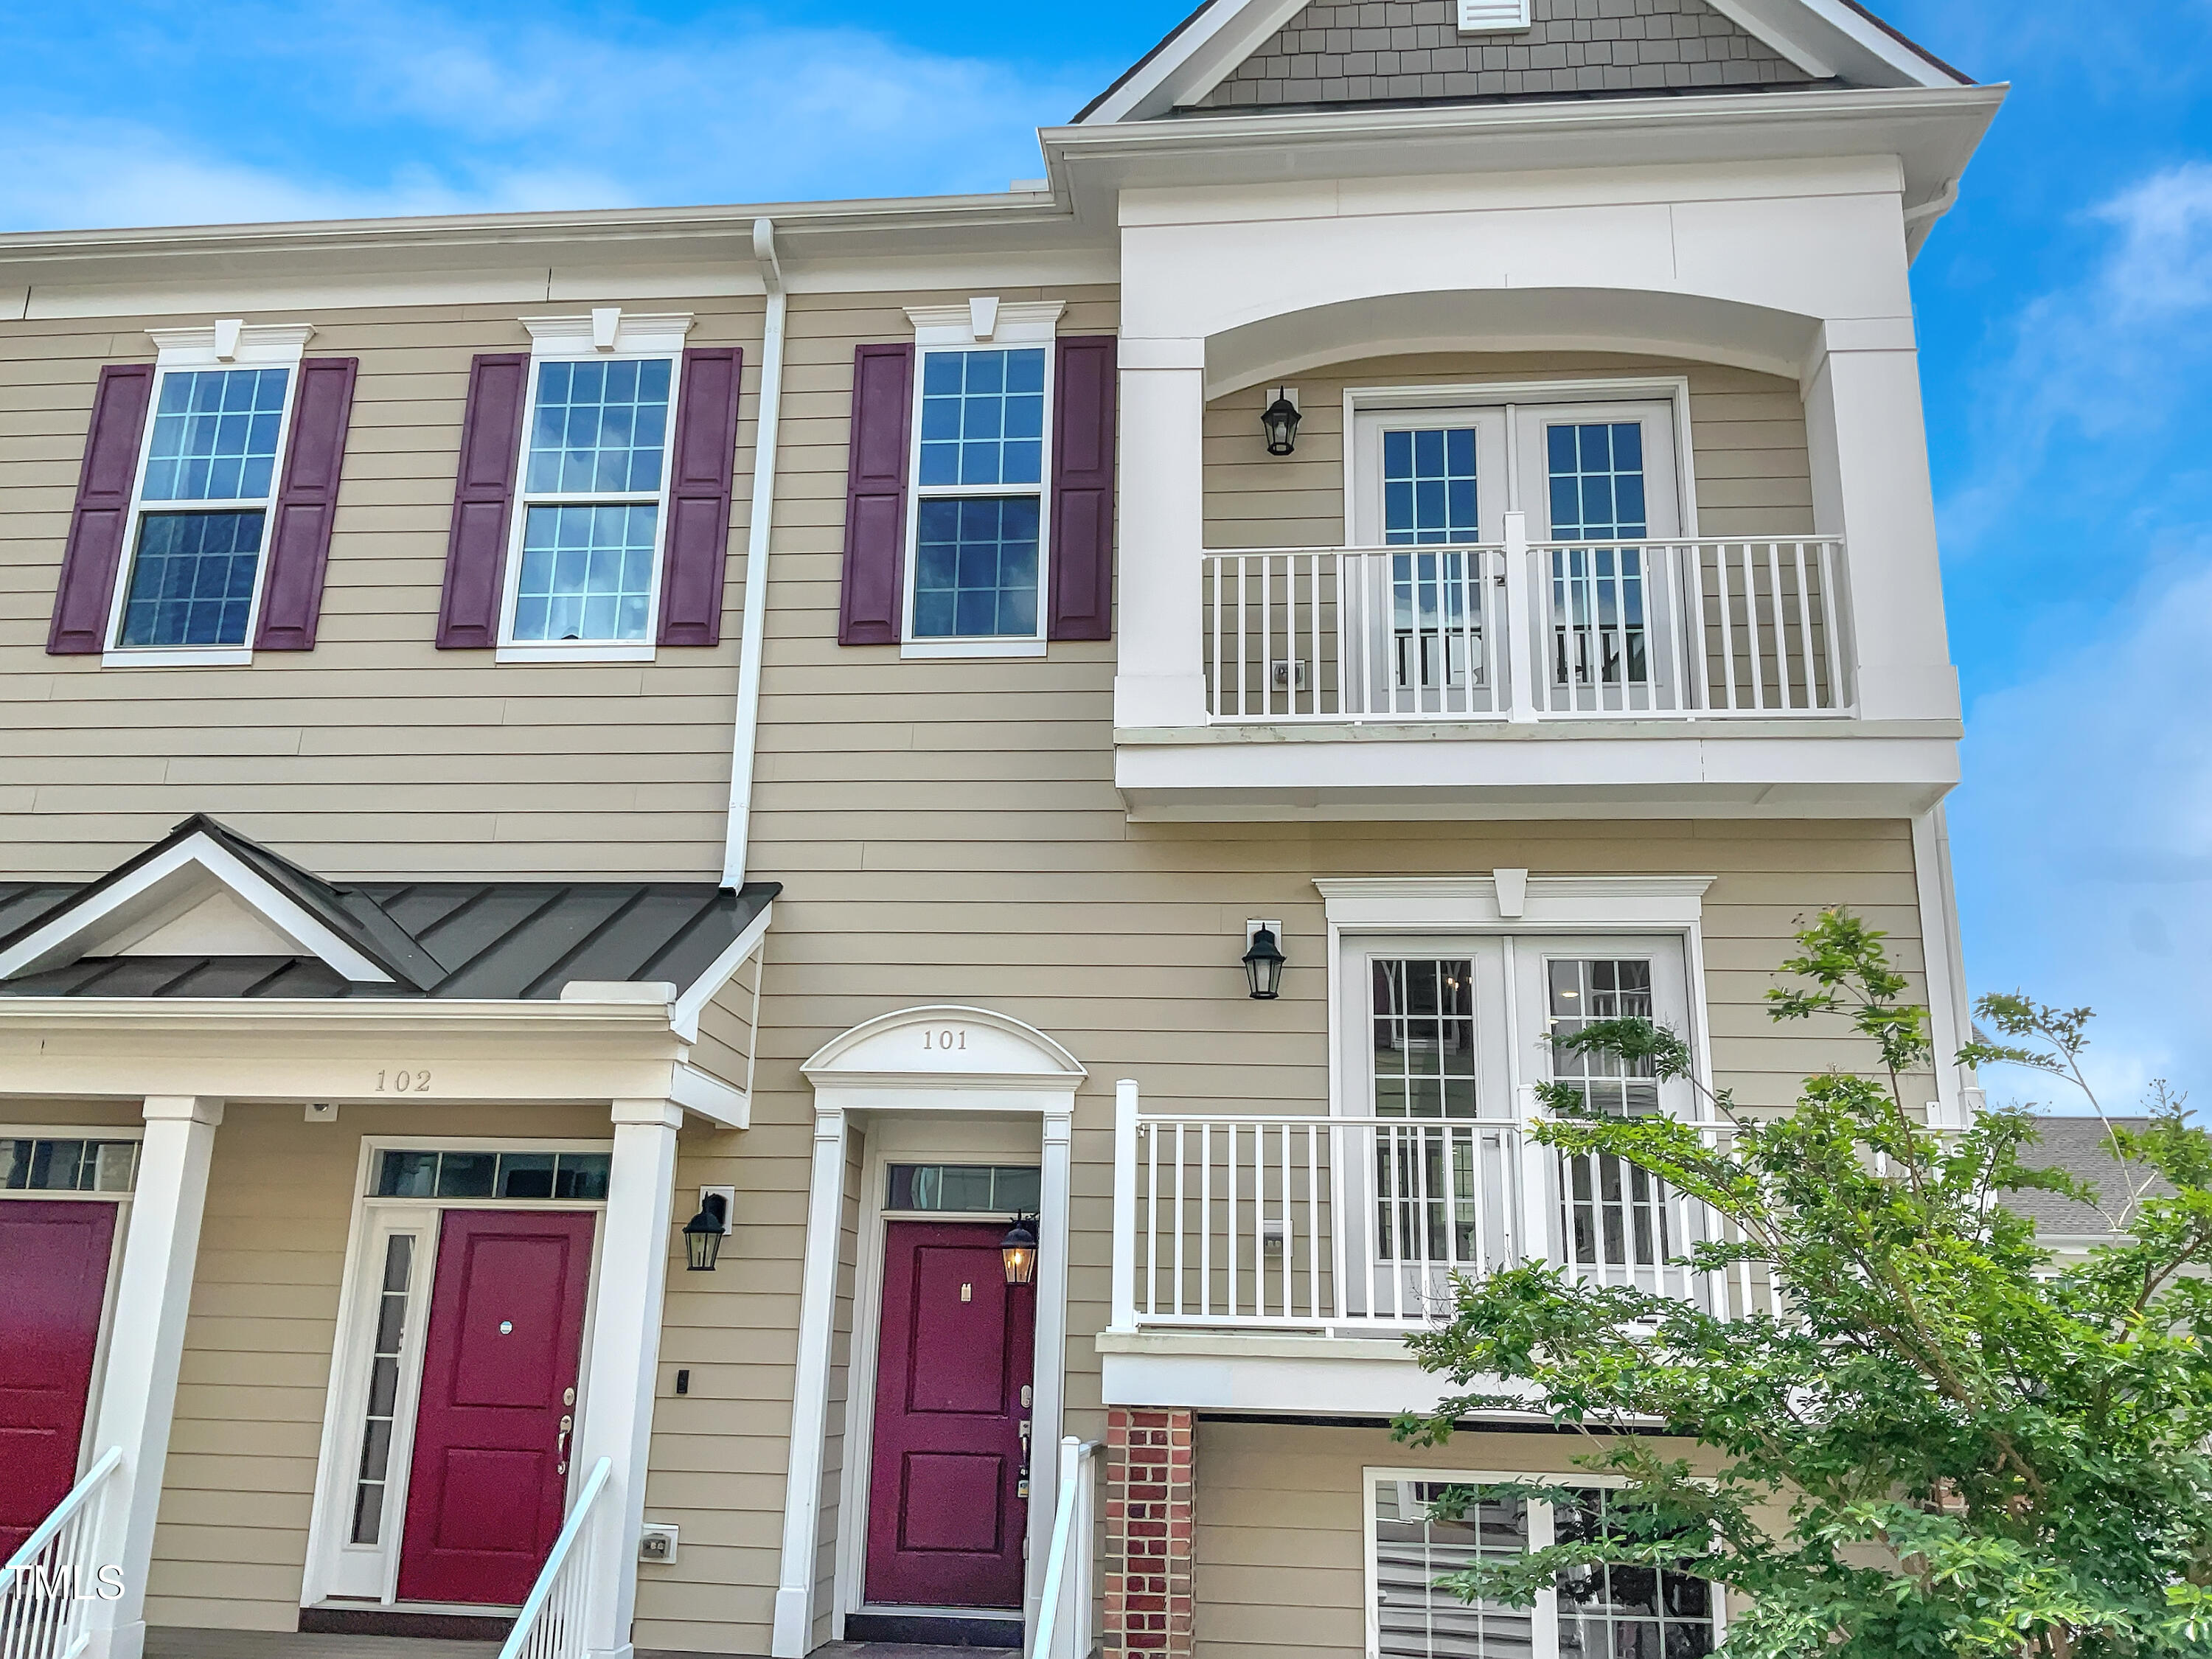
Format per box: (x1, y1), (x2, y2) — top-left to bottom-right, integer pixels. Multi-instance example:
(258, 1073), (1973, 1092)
(723, 217), (787, 888)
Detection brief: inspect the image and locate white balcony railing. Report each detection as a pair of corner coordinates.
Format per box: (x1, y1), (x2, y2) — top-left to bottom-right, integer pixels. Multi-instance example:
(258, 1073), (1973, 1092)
(1, 1446), (124, 1659)
(1107, 1088), (1778, 1337)
(1201, 526), (1850, 724)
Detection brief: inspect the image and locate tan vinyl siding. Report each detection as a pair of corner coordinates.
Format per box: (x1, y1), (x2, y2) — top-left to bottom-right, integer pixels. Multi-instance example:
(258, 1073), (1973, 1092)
(147, 1099), (621, 1631)
(1203, 353), (1814, 549)
(0, 301), (765, 881)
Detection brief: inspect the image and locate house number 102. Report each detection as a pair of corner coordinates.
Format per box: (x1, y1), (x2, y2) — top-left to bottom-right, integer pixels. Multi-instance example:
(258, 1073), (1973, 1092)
(922, 1029), (967, 1052)
(376, 1069), (432, 1092)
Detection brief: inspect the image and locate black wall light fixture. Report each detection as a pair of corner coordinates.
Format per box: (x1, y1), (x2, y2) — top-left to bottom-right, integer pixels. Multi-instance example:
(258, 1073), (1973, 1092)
(684, 1192), (730, 1271)
(1260, 388), (1301, 456)
(1001, 1214), (1040, 1284)
(1243, 922), (1287, 1000)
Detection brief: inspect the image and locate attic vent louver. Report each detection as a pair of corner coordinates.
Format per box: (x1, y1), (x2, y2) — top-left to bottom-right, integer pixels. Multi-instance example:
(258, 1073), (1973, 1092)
(1458, 0), (1531, 29)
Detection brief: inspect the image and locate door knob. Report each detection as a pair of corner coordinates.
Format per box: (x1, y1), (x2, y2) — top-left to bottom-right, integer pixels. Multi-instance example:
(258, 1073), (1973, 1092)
(556, 1414), (573, 1465)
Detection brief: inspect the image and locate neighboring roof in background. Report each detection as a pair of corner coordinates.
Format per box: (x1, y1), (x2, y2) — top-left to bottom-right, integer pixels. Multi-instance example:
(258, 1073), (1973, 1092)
(0, 815), (777, 1003)
(2009, 1116), (2176, 1242)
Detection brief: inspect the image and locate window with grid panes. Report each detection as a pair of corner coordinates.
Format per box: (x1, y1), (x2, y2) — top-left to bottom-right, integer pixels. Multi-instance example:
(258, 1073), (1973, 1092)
(1547, 959), (1676, 1278)
(1370, 959), (1489, 1265)
(911, 347), (1047, 640)
(1544, 421), (1650, 688)
(1368, 1477), (1718, 1659)
(114, 366), (293, 649)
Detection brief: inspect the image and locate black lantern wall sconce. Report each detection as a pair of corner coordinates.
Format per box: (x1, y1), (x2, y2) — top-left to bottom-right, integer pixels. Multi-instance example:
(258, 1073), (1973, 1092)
(684, 1187), (734, 1271)
(1260, 387), (1302, 456)
(1242, 920), (1287, 1000)
(1000, 1214), (1040, 1284)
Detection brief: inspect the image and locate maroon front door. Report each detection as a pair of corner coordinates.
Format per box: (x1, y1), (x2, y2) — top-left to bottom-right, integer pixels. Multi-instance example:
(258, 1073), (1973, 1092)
(0, 1201), (117, 1557)
(866, 1221), (1036, 1609)
(397, 1210), (594, 1606)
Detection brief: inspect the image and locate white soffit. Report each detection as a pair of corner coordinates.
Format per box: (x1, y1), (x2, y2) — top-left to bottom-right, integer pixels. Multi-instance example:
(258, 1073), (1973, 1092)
(1079, 0), (1962, 123)
(0, 835), (394, 984)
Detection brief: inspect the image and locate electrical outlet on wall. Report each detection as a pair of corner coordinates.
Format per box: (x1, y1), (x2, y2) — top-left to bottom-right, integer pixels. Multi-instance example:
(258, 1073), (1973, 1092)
(639, 1524), (679, 1564)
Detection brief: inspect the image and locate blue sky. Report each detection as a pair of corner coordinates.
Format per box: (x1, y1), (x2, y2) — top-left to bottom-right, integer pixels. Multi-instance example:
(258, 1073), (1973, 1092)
(0, 0), (2204, 1116)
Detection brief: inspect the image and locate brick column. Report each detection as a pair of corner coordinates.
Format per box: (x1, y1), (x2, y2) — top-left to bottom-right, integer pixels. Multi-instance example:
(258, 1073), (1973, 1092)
(1104, 1408), (1196, 1659)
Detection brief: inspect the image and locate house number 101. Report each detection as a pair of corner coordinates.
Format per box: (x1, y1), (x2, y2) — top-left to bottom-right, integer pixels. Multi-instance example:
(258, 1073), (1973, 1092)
(922, 1029), (967, 1052)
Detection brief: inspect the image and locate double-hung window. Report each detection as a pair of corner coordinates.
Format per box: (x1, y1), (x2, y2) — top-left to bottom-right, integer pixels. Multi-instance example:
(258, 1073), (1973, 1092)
(1367, 1472), (1720, 1659)
(105, 324), (313, 663)
(902, 301), (1062, 656)
(501, 316), (689, 660)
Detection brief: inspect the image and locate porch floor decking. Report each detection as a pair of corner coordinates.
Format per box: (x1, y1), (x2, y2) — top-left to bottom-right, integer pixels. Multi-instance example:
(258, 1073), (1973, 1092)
(148, 1632), (498, 1659)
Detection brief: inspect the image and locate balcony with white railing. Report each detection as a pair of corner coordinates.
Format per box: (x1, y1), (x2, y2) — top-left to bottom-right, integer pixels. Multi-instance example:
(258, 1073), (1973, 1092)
(1116, 512), (1961, 820)
(1097, 1085), (1779, 1414)
(1202, 528), (1851, 725)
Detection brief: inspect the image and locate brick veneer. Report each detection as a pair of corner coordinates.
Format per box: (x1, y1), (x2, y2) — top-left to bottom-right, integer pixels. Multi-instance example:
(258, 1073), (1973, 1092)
(1103, 1408), (1196, 1659)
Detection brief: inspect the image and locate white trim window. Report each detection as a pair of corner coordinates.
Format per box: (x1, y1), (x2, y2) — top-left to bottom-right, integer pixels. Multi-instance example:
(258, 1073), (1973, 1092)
(901, 299), (1063, 658)
(501, 313), (692, 663)
(1365, 1471), (1722, 1659)
(103, 322), (314, 666)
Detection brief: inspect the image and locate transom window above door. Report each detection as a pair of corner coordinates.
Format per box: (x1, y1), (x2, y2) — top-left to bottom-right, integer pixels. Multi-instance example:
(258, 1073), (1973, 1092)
(1, 1137), (139, 1193)
(886, 1164), (1042, 1213)
(369, 1148), (611, 1201)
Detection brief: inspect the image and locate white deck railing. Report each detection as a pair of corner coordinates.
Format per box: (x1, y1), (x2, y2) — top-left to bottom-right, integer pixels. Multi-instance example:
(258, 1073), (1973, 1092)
(496, 1457), (613, 1659)
(1108, 1087), (1778, 1335)
(1201, 525), (1850, 724)
(1, 1446), (123, 1659)
(1029, 1437), (1103, 1659)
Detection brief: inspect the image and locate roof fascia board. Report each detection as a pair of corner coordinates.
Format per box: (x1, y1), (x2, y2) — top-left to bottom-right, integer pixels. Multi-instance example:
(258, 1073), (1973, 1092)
(0, 837), (397, 985)
(0, 997), (678, 1032)
(670, 899), (775, 1043)
(1079, 0), (1312, 125)
(1701, 0), (1966, 87)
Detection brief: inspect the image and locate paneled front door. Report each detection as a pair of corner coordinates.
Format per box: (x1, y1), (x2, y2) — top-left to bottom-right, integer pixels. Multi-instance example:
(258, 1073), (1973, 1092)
(396, 1209), (594, 1606)
(0, 1201), (116, 1557)
(866, 1221), (1035, 1609)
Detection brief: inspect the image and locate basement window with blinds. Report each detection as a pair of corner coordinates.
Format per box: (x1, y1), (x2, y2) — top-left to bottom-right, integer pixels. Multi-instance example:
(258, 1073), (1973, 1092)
(1368, 1475), (1719, 1658)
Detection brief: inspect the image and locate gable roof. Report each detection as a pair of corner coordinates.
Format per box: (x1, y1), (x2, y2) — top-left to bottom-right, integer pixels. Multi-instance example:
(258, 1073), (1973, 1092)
(2008, 1116), (2178, 1243)
(1079, 0), (1968, 123)
(0, 815), (778, 1004)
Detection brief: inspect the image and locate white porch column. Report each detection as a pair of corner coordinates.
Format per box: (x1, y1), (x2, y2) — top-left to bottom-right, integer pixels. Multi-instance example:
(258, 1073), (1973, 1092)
(1114, 338), (1208, 729)
(82, 1096), (222, 1659)
(578, 1097), (683, 1659)
(1022, 1107), (1077, 1638)
(1803, 323), (1959, 723)
(772, 1105), (849, 1659)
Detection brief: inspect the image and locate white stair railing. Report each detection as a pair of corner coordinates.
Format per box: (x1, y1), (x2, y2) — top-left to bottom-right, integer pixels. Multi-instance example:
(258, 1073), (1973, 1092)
(1029, 1438), (1103, 1659)
(1, 1446), (124, 1659)
(497, 1458), (613, 1659)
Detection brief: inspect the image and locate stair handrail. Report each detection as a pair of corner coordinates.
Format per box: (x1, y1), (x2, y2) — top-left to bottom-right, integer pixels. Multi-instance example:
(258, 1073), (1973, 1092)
(1029, 1436), (1105, 1659)
(1, 1445), (125, 1659)
(497, 1456), (614, 1659)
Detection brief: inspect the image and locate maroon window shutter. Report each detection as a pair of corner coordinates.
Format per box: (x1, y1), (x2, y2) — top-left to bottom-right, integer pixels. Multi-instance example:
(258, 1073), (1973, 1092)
(47, 363), (156, 655)
(436, 352), (529, 649)
(254, 357), (359, 652)
(838, 342), (915, 646)
(1047, 335), (1118, 641)
(658, 347), (744, 647)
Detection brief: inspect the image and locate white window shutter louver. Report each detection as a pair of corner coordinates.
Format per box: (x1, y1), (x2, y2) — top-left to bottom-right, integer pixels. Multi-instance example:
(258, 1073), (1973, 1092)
(1458, 0), (1531, 29)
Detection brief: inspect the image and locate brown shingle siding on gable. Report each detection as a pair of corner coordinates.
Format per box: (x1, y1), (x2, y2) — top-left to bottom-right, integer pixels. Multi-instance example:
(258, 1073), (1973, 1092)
(1195, 0), (1819, 109)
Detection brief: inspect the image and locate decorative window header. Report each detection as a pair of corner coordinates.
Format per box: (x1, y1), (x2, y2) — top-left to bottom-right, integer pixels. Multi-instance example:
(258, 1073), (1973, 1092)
(521, 307), (695, 359)
(904, 297), (1065, 349)
(146, 319), (316, 369)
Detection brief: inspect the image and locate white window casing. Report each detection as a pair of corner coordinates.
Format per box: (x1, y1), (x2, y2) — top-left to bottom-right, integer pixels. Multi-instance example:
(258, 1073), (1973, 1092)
(498, 310), (695, 664)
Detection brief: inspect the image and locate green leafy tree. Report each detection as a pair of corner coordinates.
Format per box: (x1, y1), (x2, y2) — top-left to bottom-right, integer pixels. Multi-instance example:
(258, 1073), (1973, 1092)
(1394, 909), (2212, 1657)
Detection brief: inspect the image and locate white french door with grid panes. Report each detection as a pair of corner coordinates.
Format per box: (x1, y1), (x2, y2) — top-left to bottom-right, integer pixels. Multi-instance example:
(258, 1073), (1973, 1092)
(1513, 401), (1684, 713)
(1349, 408), (1508, 715)
(1507, 937), (1702, 1302)
(1335, 938), (1517, 1321)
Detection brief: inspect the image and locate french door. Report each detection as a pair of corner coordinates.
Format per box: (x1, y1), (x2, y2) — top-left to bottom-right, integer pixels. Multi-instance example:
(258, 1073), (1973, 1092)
(1350, 396), (1685, 714)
